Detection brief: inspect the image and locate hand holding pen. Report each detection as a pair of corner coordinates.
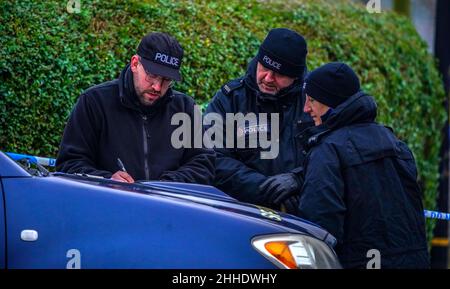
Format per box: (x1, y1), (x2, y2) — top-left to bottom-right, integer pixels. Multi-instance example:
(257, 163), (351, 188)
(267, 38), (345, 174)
(111, 158), (135, 183)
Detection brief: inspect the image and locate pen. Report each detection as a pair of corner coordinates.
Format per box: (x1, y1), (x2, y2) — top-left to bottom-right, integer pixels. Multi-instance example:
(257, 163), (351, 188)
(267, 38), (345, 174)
(117, 158), (127, 173)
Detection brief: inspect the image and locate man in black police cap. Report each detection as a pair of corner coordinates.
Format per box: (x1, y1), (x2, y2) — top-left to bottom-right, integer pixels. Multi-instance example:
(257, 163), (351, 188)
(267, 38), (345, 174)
(56, 32), (215, 184)
(205, 28), (313, 213)
(297, 62), (429, 268)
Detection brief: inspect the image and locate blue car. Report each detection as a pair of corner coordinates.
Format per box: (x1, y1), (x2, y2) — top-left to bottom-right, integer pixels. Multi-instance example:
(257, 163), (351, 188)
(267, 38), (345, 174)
(0, 151), (341, 269)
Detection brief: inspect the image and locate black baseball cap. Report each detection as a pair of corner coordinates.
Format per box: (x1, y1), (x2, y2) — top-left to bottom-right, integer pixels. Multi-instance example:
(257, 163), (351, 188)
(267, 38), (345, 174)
(137, 32), (184, 81)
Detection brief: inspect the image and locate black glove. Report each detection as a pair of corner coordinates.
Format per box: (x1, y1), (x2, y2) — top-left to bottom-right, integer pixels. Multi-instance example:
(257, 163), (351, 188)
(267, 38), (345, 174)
(259, 173), (302, 206)
(280, 195), (300, 216)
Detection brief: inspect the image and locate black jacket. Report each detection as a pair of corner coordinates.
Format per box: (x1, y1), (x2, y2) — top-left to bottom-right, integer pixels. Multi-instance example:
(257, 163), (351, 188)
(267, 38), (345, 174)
(205, 58), (313, 207)
(298, 92), (429, 268)
(56, 64), (215, 184)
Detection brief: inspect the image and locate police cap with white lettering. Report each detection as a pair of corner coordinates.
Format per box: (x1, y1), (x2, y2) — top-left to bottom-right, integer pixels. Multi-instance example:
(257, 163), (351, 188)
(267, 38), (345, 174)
(137, 32), (184, 81)
(257, 28), (307, 78)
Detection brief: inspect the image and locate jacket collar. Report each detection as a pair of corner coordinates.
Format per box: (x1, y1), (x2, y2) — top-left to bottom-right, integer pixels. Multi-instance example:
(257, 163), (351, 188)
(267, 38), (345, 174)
(324, 91), (377, 130)
(299, 92), (377, 152)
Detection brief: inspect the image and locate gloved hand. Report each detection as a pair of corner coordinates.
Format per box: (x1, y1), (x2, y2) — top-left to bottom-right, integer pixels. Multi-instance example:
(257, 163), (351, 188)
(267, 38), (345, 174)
(280, 195), (300, 216)
(259, 173), (302, 206)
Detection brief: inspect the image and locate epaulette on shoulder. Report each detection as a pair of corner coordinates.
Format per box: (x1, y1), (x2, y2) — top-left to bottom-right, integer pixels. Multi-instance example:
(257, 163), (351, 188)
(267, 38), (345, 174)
(221, 78), (244, 96)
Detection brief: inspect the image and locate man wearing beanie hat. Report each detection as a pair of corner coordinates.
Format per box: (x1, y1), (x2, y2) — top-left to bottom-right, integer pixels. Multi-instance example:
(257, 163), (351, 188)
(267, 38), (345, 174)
(56, 32), (215, 184)
(296, 62), (429, 268)
(205, 28), (313, 214)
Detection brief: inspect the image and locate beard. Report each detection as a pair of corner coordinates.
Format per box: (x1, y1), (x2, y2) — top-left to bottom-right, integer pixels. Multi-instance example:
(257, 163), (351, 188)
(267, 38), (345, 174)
(133, 77), (163, 106)
(136, 89), (162, 106)
(257, 80), (279, 95)
(132, 71), (166, 106)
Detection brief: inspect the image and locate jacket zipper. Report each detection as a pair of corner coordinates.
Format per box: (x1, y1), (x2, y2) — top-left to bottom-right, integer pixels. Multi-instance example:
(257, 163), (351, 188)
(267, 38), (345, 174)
(142, 115), (150, 180)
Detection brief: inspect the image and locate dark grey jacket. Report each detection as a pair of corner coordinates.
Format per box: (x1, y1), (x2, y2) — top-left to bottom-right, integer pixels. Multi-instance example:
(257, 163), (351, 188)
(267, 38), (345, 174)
(205, 58), (313, 207)
(298, 92), (429, 268)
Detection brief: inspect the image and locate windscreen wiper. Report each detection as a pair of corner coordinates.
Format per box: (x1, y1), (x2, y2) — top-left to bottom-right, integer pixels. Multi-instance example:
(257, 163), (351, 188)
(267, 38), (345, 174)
(15, 157), (50, 177)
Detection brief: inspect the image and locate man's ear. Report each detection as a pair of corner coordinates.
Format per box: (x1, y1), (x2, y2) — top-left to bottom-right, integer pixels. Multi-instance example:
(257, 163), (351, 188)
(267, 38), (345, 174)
(130, 55), (139, 72)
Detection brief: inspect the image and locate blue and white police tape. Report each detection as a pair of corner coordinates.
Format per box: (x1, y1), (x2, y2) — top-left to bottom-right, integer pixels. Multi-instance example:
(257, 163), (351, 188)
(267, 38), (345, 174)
(424, 210), (450, 221)
(6, 152), (56, 167)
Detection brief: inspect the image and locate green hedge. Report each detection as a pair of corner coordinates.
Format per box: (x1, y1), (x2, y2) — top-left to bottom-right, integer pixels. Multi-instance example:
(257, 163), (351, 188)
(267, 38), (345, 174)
(0, 0), (446, 240)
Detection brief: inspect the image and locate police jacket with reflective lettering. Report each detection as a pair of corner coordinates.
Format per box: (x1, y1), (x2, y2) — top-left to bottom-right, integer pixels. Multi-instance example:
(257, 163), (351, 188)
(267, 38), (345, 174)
(205, 58), (313, 207)
(297, 92), (429, 268)
(56, 64), (215, 184)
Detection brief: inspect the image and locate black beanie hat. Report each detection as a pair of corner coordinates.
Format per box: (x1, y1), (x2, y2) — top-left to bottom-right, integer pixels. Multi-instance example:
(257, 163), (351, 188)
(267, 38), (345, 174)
(304, 62), (360, 108)
(257, 28), (307, 78)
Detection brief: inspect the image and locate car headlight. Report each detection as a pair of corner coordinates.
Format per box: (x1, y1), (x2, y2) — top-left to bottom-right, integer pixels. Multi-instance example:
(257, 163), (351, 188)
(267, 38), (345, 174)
(252, 234), (342, 269)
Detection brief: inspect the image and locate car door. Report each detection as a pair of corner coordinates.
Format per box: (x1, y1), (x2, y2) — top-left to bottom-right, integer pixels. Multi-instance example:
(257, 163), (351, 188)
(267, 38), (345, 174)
(3, 176), (171, 269)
